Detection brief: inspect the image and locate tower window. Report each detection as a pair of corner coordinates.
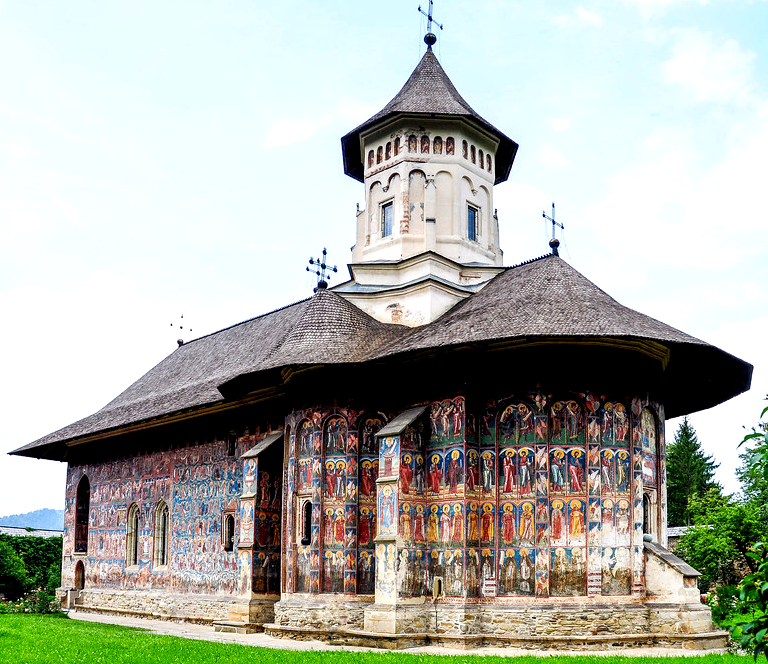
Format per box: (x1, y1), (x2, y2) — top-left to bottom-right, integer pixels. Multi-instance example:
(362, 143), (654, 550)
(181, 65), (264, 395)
(394, 137), (400, 156)
(471, 145), (476, 164)
(367, 150), (374, 168)
(376, 146), (383, 164)
(487, 154), (492, 172)
(462, 140), (468, 159)
(421, 135), (430, 153)
(408, 135), (417, 152)
(446, 137), (455, 155)
(433, 136), (443, 154)
(479, 149), (484, 168)
(467, 205), (479, 241)
(385, 142), (392, 160)
(381, 201), (393, 237)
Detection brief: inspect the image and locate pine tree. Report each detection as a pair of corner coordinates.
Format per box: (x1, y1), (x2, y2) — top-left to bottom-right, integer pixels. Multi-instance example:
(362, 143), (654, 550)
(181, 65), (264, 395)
(667, 417), (720, 526)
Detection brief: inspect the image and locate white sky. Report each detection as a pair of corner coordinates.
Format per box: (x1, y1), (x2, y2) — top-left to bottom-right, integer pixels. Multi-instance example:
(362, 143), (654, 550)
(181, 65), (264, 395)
(1, 0), (766, 518)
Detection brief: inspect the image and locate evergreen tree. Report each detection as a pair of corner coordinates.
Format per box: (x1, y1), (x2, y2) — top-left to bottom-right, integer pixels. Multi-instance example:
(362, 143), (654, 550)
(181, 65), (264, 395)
(667, 417), (720, 526)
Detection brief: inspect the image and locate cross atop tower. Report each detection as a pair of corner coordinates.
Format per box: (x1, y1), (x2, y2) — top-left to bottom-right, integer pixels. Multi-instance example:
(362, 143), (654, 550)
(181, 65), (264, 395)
(418, 1), (443, 47)
(307, 248), (338, 293)
(542, 202), (564, 256)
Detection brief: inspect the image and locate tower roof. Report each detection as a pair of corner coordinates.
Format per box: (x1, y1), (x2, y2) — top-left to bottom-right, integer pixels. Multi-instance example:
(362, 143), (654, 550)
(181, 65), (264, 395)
(341, 47), (518, 184)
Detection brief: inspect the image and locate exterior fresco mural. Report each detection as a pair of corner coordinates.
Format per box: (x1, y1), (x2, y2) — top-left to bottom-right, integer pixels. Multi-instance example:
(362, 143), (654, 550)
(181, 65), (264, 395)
(63, 440), (246, 595)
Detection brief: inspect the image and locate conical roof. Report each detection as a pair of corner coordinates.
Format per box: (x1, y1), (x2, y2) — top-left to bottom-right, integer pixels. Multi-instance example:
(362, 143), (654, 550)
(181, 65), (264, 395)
(341, 47), (518, 184)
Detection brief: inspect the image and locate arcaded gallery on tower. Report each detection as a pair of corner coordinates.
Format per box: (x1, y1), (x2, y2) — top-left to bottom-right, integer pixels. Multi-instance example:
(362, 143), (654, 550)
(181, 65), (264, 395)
(13, 30), (751, 650)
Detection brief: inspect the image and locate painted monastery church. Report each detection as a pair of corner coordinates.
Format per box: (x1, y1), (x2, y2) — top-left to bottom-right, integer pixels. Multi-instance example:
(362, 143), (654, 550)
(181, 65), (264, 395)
(13, 33), (752, 650)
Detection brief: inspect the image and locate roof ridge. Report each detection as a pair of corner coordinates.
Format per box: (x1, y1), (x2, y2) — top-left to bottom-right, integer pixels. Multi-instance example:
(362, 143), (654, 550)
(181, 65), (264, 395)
(176, 294), (313, 347)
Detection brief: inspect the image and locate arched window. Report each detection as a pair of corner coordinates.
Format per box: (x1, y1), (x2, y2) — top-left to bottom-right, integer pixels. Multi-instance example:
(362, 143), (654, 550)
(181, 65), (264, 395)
(408, 135), (417, 152)
(75, 475), (90, 554)
(376, 146), (383, 164)
(394, 137), (400, 156)
(126, 503), (139, 567)
(643, 494), (652, 535)
(421, 135), (430, 153)
(471, 145), (476, 164)
(433, 137), (443, 154)
(74, 560), (85, 590)
(367, 150), (374, 168)
(486, 153), (492, 172)
(385, 142), (392, 160)
(462, 140), (468, 159)
(301, 501), (312, 545)
(223, 514), (235, 552)
(446, 137), (455, 155)
(153, 501), (169, 567)
(478, 149), (484, 168)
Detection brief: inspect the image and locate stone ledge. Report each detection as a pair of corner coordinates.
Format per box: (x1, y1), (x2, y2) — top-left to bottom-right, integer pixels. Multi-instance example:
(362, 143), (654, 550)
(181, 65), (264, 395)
(263, 623), (728, 651)
(213, 620), (263, 634)
(74, 605), (216, 625)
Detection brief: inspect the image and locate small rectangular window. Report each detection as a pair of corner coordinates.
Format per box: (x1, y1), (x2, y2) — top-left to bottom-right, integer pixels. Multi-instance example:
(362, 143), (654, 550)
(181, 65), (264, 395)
(382, 202), (393, 237)
(467, 205), (478, 241)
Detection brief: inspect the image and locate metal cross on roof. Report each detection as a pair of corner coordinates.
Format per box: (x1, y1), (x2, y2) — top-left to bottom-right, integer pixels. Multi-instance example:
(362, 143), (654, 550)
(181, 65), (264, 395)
(306, 248), (338, 293)
(418, 0), (443, 46)
(542, 202), (564, 256)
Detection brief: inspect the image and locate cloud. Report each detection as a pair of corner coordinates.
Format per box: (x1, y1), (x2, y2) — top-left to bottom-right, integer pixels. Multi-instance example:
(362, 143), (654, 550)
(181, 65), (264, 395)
(263, 97), (378, 148)
(537, 144), (570, 168)
(550, 118), (572, 132)
(662, 29), (756, 104)
(553, 6), (603, 27)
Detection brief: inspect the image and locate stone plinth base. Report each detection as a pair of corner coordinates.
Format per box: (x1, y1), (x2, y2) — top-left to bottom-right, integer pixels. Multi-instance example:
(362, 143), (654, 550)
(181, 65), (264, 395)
(266, 597), (726, 650)
(264, 621), (727, 651)
(72, 588), (272, 625)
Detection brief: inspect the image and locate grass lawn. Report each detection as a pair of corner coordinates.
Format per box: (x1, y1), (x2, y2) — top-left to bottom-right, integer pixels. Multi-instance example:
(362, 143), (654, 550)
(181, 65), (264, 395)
(0, 614), (754, 664)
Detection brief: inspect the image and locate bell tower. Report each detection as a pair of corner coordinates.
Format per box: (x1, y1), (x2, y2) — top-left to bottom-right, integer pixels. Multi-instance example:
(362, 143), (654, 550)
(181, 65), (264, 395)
(335, 32), (518, 326)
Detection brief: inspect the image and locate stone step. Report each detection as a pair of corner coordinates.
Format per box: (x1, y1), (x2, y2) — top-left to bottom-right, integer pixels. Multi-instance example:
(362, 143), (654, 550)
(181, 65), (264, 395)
(213, 620), (262, 635)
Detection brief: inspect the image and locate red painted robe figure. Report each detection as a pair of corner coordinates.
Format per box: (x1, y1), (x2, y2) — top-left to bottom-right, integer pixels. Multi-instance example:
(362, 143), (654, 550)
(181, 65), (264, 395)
(413, 511), (426, 543)
(360, 465), (374, 497)
(568, 461), (584, 493)
(428, 459), (442, 494)
(400, 461), (413, 494)
(501, 510), (515, 543)
(358, 512), (371, 545)
(451, 512), (463, 542)
(551, 506), (564, 542)
(480, 510), (494, 542)
(334, 513), (345, 544)
(503, 454), (515, 493)
(259, 473), (270, 506)
(446, 457), (461, 494)
(325, 466), (336, 497)
(466, 455), (478, 492)
(257, 515), (269, 547)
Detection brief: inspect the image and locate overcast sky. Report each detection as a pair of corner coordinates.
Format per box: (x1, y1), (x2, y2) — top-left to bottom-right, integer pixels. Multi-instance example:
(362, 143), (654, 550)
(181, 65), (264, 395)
(1, 0), (766, 519)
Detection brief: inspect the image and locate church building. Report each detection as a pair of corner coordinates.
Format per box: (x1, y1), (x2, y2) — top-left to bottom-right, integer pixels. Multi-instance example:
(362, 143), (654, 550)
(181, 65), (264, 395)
(12, 29), (752, 650)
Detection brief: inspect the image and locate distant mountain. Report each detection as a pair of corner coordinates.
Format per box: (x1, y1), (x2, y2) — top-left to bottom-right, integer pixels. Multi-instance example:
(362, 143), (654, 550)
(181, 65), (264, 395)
(0, 508), (64, 531)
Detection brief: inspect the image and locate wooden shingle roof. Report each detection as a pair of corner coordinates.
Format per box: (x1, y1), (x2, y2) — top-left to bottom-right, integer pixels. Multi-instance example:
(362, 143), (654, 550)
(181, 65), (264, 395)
(341, 47), (518, 184)
(12, 255), (751, 459)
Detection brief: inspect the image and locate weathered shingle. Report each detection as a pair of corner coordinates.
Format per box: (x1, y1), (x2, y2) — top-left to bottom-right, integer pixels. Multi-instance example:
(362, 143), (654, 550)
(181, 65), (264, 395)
(341, 48), (518, 184)
(12, 255), (751, 458)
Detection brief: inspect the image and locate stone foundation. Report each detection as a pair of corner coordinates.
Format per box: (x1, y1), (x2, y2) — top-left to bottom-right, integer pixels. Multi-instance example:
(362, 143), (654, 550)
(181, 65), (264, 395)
(70, 588), (274, 625)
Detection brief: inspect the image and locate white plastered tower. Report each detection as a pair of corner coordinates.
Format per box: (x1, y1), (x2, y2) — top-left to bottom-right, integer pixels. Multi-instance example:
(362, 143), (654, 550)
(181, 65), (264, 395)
(335, 43), (518, 326)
